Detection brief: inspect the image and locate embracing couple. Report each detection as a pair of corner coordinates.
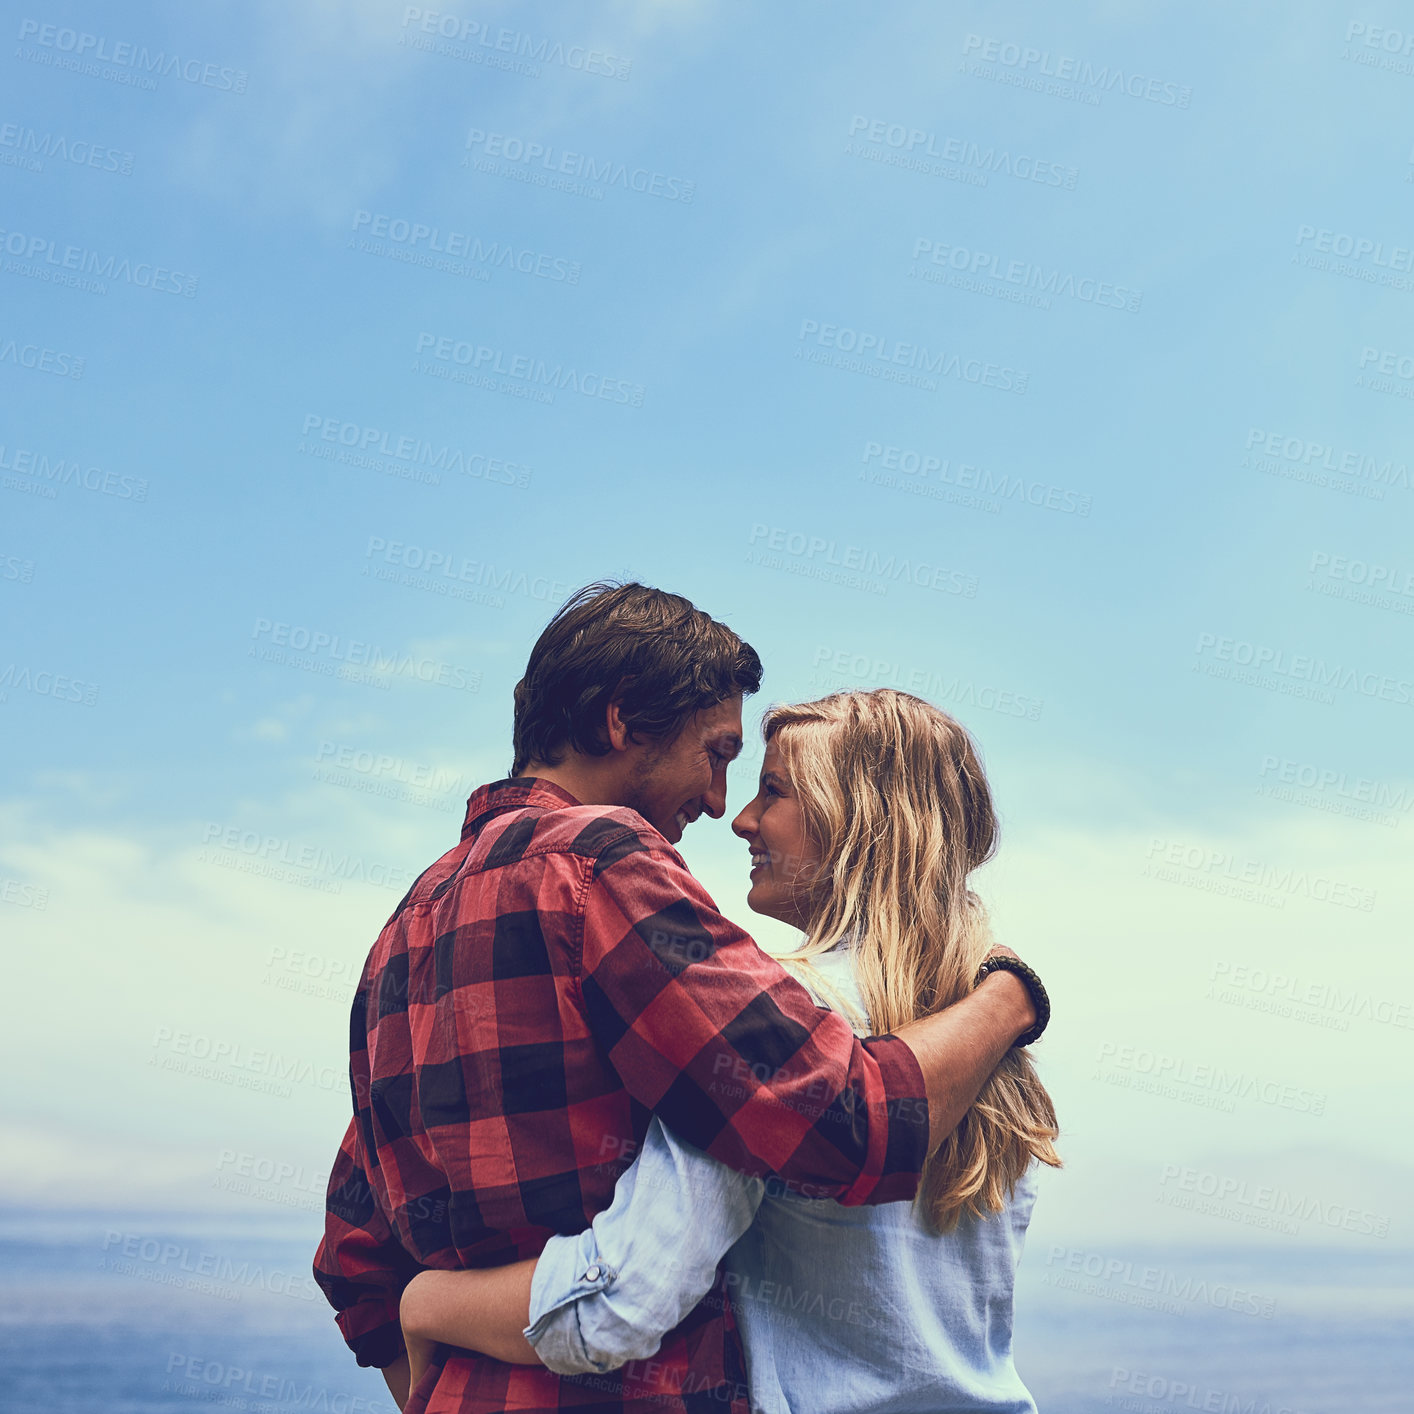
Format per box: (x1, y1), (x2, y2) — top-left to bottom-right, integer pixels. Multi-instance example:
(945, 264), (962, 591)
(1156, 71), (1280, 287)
(314, 582), (1059, 1414)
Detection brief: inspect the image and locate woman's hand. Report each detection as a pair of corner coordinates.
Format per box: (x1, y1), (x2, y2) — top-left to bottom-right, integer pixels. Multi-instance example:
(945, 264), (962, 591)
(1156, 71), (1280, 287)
(379, 1352), (412, 1411)
(400, 1273), (440, 1401)
(399, 1262), (541, 1381)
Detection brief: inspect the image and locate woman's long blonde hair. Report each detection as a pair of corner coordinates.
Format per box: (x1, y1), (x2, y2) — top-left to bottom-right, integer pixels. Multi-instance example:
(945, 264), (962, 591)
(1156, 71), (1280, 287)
(766, 689), (1060, 1232)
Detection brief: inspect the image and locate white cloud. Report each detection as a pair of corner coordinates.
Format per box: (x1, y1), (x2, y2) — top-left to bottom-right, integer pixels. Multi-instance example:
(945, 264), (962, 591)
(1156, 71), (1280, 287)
(2, 754), (1407, 1231)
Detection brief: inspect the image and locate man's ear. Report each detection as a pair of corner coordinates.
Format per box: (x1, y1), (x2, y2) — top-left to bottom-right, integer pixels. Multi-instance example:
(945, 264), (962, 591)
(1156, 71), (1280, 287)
(604, 698), (633, 753)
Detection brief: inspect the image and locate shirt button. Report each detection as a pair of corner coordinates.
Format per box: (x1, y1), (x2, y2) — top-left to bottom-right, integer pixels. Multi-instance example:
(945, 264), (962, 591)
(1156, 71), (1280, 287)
(584, 1264), (601, 1281)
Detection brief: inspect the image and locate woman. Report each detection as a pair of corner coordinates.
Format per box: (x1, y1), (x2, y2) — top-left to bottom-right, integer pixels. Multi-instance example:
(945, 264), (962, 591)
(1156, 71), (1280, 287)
(399, 690), (1060, 1412)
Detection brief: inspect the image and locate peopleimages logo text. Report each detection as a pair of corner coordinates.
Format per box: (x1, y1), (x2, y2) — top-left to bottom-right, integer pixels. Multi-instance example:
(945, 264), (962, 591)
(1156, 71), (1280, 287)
(911, 238), (1141, 311)
(415, 332), (645, 405)
(0, 441), (147, 498)
(797, 320), (1027, 394)
(464, 130), (692, 201)
(0, 336), (83, 377)
(960, 35), (1192, 107)
(1295, 224), (1414, 271)
(403, 8), (631, 80)
(0, 122), (134, 174)
(200, 824), (414, 893)
(248, 619), (481, 692)
(0, 226), (197, 295)
(1194, 632), (1414, 705)
(845, 115), (1078, 188)
(1145, 837), (1375, 912)
(351, 212), (579, 282)
(1095, 1041), (1326, 1117)
(1244, 428), (1411, 493)
(811, 646), (1042, 720)
(748, 525), (978, 597)
(1257, 754), (1412, 816)
(16, 19), (248, 91)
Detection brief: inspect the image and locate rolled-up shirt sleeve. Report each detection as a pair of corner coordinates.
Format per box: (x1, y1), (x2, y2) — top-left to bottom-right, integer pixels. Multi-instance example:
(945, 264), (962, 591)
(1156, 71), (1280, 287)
(525, 1117), (764, 1375)
(313, 1116), (415, 1369)
(579, 833), (929, 1205)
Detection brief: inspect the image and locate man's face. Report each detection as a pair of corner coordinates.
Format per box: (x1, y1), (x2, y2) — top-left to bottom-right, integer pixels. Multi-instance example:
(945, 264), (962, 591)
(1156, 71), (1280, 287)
(621, 696), (744, 845)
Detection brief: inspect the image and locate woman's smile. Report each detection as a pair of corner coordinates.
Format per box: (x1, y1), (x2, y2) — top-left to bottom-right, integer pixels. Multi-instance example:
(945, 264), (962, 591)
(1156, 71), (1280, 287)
(732, 741), (819, 929)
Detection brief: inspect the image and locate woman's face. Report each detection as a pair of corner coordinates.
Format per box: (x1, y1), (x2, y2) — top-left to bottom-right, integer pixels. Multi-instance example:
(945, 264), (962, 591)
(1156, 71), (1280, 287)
(731, 739), (820, 930)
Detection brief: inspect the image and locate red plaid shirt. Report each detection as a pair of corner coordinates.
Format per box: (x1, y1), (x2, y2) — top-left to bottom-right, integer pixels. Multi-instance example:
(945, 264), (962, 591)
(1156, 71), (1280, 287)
(314, 777), (929, 1413)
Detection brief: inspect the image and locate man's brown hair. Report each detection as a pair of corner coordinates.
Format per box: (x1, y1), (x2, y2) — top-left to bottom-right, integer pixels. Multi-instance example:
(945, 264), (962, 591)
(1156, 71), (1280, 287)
(511, 582), (763, 775)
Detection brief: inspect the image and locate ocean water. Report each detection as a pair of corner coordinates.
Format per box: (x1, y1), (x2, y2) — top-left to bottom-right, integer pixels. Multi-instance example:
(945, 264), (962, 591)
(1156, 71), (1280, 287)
(0, 1213), (1407, 1412)
(1012, 1243), (1414, 1413)
(0, 1212), (394, 1414)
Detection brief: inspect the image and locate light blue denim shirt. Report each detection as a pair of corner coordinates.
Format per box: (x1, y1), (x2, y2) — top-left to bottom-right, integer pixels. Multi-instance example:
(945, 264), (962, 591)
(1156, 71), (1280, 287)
(524, 942), (1040, 1414)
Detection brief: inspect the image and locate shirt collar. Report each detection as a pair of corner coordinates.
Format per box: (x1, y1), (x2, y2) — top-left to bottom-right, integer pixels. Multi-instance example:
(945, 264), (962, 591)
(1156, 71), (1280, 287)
(820, 923), (864, 955)
(460, 776), (584, 841)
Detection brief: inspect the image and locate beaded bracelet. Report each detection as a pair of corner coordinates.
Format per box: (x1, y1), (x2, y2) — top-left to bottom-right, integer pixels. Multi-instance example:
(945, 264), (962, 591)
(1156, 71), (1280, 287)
(974, 954), (1051, 1048)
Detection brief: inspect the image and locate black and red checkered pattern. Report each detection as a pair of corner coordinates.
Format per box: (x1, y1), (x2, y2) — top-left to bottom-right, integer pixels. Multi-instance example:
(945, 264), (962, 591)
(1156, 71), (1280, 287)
(314, 777), (928, 1412)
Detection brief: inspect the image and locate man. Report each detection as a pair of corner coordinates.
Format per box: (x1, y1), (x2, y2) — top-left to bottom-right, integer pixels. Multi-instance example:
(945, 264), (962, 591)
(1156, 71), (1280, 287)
(314, 582), (1044, 1412)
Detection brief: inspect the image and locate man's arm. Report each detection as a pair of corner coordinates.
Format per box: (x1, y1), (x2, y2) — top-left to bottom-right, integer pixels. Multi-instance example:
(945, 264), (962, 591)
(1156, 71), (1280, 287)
(896, 963), (1036, 1155)
(313, 1117), (416, 1376)
(579, 830), (1037, 1205)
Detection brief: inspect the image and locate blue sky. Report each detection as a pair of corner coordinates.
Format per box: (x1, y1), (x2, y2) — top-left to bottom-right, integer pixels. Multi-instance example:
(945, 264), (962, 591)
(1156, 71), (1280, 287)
(1, 0), (1409, 1252)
